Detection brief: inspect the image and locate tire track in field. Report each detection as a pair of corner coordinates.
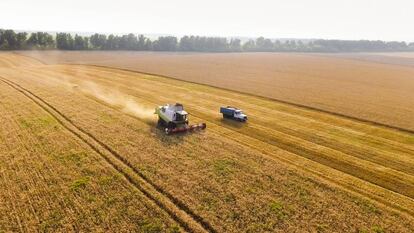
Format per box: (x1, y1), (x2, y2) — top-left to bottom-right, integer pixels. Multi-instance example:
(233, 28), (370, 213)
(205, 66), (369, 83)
(7, 65), (414, 220)
(0, 75), (215, 233)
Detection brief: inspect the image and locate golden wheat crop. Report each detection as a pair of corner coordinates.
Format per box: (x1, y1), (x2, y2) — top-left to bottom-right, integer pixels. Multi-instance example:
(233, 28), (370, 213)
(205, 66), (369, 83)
(0, 69), (181, 232)
(1, 53), (413, 232)
(18, 51), (414, 132)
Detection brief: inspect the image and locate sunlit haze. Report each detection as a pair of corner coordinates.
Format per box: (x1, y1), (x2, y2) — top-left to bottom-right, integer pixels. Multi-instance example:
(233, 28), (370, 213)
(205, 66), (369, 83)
(1, 0), (414, 41)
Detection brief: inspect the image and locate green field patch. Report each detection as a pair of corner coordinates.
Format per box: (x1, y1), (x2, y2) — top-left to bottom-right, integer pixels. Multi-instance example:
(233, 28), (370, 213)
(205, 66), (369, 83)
(316, 224), (329, 232)
(371, 225), (385, 233)
(98, 174), (121, 187)
(269, 200), (289, 220)
(353, 198), (381, 215)
(39, 210), (64, 231)
(212, 159), (236, 177)
(18, 116), (57, 131)
(98, 112), (116, 123)
(54, 150), (89, 167)
(201, 195), (219, 211)
(70, 176), (90, 192)
(139, 218), (164, 233)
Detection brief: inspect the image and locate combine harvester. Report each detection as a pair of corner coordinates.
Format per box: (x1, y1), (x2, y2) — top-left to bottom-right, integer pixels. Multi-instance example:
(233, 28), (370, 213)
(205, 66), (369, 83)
(155, 103), (206, 135)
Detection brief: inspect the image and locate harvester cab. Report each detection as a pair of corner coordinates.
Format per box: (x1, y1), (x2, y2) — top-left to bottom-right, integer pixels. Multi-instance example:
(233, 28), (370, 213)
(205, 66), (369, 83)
(155, 103), (206, 135)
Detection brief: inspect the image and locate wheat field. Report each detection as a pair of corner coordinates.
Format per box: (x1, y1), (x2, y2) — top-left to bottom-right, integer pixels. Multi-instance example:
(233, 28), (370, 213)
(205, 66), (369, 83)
(19, 51), (414, 132)
(1, 52), (414, 232)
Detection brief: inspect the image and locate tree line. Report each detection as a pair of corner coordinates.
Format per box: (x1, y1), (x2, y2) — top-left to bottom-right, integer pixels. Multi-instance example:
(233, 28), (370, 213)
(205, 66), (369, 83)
(1, 29), (413, 52)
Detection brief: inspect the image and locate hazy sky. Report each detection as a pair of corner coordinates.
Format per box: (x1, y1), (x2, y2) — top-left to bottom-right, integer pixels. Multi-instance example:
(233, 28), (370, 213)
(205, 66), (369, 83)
(1, 0), (413, 41)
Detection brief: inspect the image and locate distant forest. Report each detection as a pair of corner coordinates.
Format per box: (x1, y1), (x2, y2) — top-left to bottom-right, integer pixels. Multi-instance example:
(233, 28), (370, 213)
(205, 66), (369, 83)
(1, 29), (413, 52)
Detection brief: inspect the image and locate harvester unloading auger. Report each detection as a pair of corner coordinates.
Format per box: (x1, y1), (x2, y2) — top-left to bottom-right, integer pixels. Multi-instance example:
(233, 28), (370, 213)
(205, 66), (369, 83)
(155, 103), (206, 135)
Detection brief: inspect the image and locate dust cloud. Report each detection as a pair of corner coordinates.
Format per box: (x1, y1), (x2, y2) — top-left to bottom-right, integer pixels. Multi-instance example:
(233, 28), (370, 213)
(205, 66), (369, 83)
(12, 53), (156, 122)
(77, 81), (154, 121)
